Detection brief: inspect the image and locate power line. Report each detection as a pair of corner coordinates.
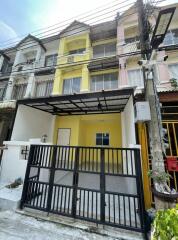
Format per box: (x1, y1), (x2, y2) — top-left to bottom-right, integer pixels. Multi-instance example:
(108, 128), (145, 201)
(3, 0), (165, 54)
(0, 0), (129, 45)
(0, 0), (136, 49)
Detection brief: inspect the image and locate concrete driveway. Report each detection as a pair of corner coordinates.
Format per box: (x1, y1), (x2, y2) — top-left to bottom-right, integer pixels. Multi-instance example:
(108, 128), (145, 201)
(0, 210), (117, 240)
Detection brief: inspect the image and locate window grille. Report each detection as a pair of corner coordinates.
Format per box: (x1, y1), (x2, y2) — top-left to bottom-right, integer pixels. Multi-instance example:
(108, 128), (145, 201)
(35, 80), (53, 97)
(11, 83), (27, 100)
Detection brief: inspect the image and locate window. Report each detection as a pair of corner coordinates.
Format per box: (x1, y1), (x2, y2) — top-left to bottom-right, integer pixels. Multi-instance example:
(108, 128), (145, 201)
(127, 69), (144, 88)
(96, 133), (109, 146)
(91, 73), (118, 91)
(63, 77), (81, 94)
(11, 83), (27, 100)
(68, 48), (85, 55)
(45, 54), (57, 67)
(26, 58), (35, 64)
(93, 43), (116, 58)
(0, 82), (7, 100)
(163, 29), (178, 46)
(125, 36), (139, 44)
(168, 64), (178, 80)
(35, 80), (53, 97)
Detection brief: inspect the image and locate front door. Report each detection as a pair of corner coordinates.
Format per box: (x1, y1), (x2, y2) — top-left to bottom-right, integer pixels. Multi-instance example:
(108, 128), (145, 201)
(57, 128), (70, 146)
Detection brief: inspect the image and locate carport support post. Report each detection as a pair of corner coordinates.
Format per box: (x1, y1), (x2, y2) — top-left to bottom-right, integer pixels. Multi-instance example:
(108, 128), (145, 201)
(100, 148), (105, 223)
(47, 146), (57, 213)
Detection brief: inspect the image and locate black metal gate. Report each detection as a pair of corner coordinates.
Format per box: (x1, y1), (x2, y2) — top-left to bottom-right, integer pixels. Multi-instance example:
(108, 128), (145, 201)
(21, 145), (146, 233)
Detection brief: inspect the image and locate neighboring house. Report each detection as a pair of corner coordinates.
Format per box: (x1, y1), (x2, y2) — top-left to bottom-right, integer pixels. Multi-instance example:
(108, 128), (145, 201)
(0, 34), (60, 145)
(117, 3), (178, 208)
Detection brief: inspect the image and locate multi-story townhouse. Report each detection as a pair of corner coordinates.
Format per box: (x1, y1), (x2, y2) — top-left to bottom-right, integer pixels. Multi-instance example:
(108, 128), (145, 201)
(1, 2), (177, 233)
(0, 47), (16, 145)
(117, 3), (178, 208)
(1, 19), (146, 233)
(0, 34), (60, 146)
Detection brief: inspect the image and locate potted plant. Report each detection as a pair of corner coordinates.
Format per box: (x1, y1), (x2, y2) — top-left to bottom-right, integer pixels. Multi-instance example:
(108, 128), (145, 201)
(151, 205), (178, 240)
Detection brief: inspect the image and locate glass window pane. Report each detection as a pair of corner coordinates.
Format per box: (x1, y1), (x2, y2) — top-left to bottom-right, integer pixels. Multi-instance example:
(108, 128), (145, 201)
(110, 73), (118, 89)
(128, 69), (143, 87)
(96, 133), (102, 145)
(93, 45), (104, 58)
(63, 79), (71, 94)
(72, 77), (81, 93)
(105, 43), (116, 56)
(103, 133), (109, 146)
(163, 31), (173, 46)
(36, 82), (46, 97)
(95, 75), (103, 91)
(172, 29), (178, 44)
(104, 74), (111, 89)
(91, 77), (96, 91)
(168, 64), (178, 80)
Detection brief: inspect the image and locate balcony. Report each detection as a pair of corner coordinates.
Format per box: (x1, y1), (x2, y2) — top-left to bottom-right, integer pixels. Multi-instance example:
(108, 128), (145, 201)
(11, 83), (27, 100)
(58, 51), (90, 67)
(88, 56), (118, 71)
(118, 41), (140, 55)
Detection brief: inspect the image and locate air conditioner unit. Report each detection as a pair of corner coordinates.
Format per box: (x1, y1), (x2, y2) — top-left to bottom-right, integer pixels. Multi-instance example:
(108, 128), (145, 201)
(134, 101), (151, 122)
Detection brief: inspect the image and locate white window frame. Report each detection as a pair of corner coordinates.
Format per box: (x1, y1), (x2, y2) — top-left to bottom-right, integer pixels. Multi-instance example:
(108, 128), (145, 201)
(93, 42), (116, 59)
(63, 77), (81, 94)
(91, 72), (118, 92)
(45, 54), (57, 67)
(35, 79), (54, 97)
(96, 133), (110, 146)
(127, 68), (144, 88)
(168, 63), (178, 81)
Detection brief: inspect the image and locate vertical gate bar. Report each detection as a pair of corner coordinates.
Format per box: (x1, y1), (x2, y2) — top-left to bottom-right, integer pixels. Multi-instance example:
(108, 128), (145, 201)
(100, 148), (105, 223)
(72, 147), (79, 218)
(20, 145), (35, 209)
(46, 146), (57, 212)
(134, 149), (147, 233)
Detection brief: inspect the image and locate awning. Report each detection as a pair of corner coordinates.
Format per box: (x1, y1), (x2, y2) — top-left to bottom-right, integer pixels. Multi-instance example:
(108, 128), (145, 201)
(17, 88), (134, 116)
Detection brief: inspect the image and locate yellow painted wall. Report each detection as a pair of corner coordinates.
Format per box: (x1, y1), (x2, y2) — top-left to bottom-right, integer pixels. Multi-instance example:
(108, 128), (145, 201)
(54, 113), (122, 147)
(138, 123), (152, 209)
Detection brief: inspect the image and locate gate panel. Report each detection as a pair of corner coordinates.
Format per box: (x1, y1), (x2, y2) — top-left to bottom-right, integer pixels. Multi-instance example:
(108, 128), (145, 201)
(21, 145), (146, 233)
(75, 147), (101, 222)
(50, 146), (76, 216)
(104, 148), (141, 231)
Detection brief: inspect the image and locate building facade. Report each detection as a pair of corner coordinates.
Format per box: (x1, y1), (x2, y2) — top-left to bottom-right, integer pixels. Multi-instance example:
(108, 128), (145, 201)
(0, 1), (178, 232)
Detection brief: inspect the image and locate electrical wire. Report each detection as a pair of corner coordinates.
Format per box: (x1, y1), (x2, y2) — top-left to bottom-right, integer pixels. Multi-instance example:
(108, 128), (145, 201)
(0, 0), (166, 50)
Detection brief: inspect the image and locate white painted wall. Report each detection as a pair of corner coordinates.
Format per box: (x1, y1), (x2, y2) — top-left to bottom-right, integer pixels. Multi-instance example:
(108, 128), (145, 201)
(121, 95), (136, 147)
(11, 105), (55, 142)
(0, 142), (29, 183)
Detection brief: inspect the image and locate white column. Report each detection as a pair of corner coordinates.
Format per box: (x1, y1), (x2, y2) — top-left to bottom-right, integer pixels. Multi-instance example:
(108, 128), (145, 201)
(4, 76), (15, 100)
(0, 55), (4, 71)
(24, 73), (35, 98)
(13, 50), (22, 66)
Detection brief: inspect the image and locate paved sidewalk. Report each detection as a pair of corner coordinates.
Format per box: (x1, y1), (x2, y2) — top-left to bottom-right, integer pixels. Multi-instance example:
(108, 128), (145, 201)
(0, 210), (116, 240)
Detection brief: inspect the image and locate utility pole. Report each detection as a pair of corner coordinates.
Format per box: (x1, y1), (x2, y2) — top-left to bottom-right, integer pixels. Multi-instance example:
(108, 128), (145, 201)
(137, 0), (166, 209)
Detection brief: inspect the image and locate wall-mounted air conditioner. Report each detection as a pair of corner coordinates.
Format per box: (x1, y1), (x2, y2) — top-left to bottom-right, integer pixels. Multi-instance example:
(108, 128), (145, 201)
(134, 101), (151, 122)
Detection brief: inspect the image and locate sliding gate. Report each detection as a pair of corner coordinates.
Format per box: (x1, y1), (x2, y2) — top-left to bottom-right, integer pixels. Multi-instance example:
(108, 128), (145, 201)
(21, 145), (146, 233)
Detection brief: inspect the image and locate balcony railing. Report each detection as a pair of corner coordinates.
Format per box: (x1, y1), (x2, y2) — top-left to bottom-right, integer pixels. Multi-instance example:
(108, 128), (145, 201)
(0, 87), (7, 101)
(59, 51), (90, 65)
(121, 41), (140, 55)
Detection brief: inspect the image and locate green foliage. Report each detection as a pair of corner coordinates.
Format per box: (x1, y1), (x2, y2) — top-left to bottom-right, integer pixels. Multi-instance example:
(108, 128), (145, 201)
(152, 205), (178, 240)
(170, 78), (178, 89)
(148, 169), (171, 184)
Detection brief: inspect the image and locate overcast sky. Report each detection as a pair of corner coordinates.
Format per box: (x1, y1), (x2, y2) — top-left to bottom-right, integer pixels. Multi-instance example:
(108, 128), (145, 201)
(0, 0), (178, 48)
